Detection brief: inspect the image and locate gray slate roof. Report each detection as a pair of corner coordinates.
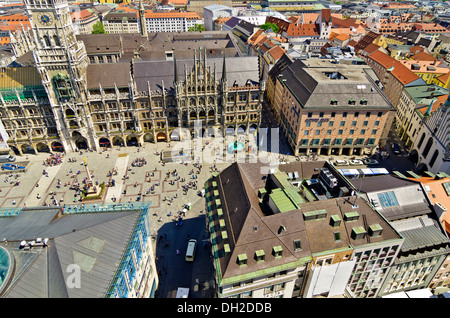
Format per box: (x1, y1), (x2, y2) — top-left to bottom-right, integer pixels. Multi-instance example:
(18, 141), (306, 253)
(0, 207), (141, 298)
(280, 59), (392, 110)
(86, 56), (261, 91)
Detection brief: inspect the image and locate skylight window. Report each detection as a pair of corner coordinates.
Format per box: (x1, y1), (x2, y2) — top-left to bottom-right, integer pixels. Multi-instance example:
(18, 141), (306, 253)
(377, 191), (399, 208)
(322, 71), (347, 80)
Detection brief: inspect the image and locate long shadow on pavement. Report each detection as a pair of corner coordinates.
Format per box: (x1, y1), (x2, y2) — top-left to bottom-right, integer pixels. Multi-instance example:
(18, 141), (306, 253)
(154, 215), (216, 298)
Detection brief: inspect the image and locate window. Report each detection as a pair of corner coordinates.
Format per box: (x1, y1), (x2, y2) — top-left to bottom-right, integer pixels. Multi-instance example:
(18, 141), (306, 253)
(331, 112), (336, 118)
(344, 212), (359, 222)
(301, 139), (309, 146)
(334, 231), (342, 242)
(237, 254), (248, 266)
(352, 121), (357, 126)
(369, 224), (383, 237)
(374, 121), (380, 126)
(308, 112), (312, 118)
(366, 112), (371, 117)
(319, 112), (324, 117)
(363, 121), (368, 126)
(255, 250), (265, 262)
(293, 239), (302, 251)
(377, 191), (399, 207)
(328, 120), (334, 127)
(304, 130), (309, 135)
(330, 215), (341, 227)
(340, 121), (345, 127)
(343, 112), (348, 118)
(352, 227), (367, 240)
(273, 246), (283, 258)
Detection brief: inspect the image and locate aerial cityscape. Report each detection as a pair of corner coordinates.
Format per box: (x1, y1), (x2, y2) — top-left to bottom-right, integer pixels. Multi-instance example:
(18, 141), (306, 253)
(0, 0), (448, 301)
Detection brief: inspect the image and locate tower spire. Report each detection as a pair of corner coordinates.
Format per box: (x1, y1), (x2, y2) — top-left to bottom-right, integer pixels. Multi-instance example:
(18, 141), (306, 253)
(139, 0), (147, 38)
(221, 53), (227, 83)
(173, 54), (178, 83)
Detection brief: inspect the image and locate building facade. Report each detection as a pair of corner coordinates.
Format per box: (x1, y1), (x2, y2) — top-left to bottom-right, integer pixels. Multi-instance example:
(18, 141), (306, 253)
(145, 11), (202, 33)
(103, 11), (140, 34)
(273, 59), (395, 156)
(2, 0), (264, 156)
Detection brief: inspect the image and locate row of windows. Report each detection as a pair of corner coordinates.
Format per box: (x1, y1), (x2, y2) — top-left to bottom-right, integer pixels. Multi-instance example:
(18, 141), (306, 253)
(304, 120), (381, 128)
(307, 111), (384, 118)
(305, 128), (378, 135)
(300, 137), (377, 146)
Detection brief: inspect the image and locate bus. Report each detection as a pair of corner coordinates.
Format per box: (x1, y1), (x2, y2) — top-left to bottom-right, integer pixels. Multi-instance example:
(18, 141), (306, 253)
(185, 239), (197, 262)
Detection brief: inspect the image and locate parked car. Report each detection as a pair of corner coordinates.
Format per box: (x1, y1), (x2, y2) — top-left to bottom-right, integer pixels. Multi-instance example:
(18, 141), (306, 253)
(334, 160), (349, 166)
(349, 159), (364, 165)
(0, 155), (15, 163)
(392, 143), (401, 155)
(363, 158), (379, 165)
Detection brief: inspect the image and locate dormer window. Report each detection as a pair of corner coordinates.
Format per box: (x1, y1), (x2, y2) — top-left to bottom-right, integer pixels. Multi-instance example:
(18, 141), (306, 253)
(237, 254), (248, 267)
(255, 250), (265, 262)
(273, 246), (283, 258)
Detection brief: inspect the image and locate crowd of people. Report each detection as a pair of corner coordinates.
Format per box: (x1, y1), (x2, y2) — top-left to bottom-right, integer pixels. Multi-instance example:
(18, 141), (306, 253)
(43, 153), (64, 166)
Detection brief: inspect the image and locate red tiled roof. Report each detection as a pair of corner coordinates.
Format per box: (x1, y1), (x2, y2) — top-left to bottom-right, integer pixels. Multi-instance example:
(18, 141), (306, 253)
(145, 11), (200, 19)
(286, 23), (320, 37)
(411, 51), (437, 62)
(409, 45), (424, 55)
(267, 45), (285, 60)
(368, 50), (421, 85)
(354, 31), (380, 53)
(417, 94), (448, 115)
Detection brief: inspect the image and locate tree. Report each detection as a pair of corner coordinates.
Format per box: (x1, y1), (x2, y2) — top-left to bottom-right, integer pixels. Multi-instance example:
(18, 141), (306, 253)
(260, 22), (279, 33)
(92, 21), (106, 34)
(188, 24), (206, 32)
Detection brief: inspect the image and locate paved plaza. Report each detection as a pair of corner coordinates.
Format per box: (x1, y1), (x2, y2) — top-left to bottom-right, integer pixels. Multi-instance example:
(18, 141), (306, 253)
(0, 131), (409, 298)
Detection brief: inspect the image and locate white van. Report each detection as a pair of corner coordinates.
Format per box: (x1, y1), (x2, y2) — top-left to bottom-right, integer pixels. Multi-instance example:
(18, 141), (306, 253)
(185, 239), (197, 262)
(176, 287), (190, 298)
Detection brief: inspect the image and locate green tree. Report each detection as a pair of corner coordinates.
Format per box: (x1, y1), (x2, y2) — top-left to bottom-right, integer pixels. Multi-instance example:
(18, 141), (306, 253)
(260, 22), (279, 33)
(92, 21), (106, 34)
(188, 24), (206, 32)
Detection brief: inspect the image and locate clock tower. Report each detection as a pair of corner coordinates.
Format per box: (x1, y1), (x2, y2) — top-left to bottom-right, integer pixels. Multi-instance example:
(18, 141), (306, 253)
(24, 0), (96, 152)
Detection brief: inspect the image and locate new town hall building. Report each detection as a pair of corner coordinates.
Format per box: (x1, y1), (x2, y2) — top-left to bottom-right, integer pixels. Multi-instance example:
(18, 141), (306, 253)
(0, 0), (264, 155)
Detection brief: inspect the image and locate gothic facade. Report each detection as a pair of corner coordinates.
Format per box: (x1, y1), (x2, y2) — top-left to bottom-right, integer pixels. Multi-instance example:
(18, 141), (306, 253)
(1, 0), (265, 155)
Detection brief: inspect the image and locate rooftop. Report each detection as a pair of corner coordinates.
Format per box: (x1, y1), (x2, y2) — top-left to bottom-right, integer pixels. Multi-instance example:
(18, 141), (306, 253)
(0, 204), (149, 298)
(279, 59), (392, 110)
(206, 162), (401, 285)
